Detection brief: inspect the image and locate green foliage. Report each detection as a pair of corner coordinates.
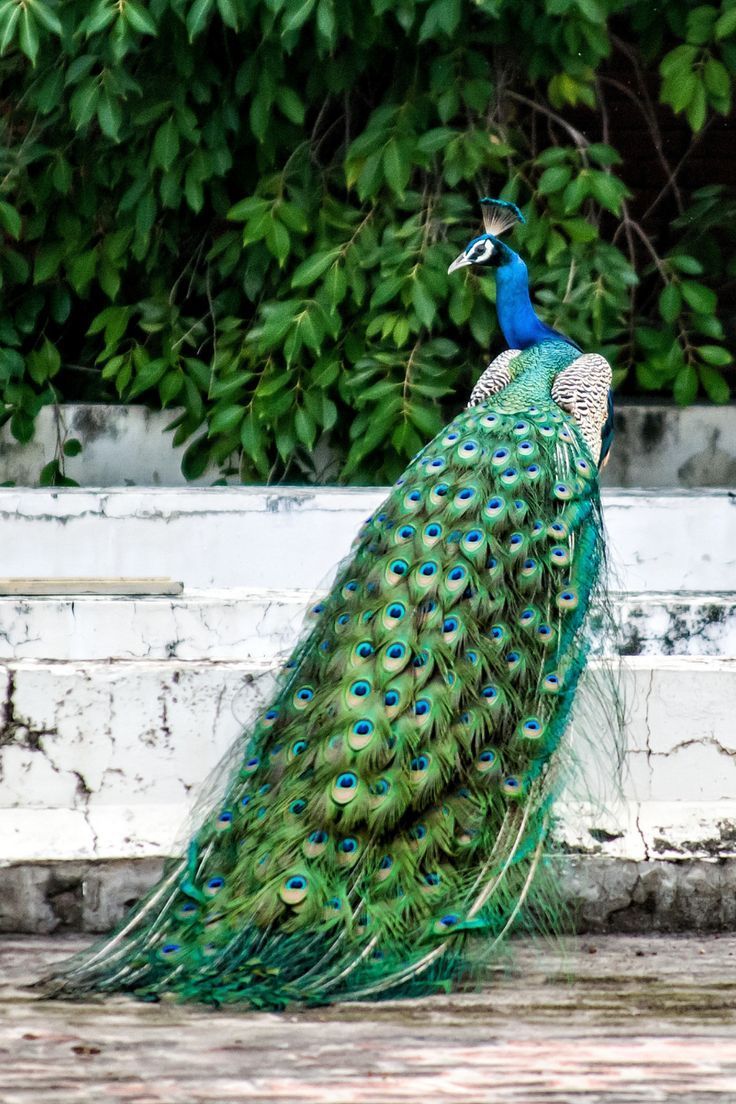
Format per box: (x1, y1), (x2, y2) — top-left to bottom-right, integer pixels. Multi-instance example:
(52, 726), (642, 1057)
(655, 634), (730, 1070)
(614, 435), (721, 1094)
(0, 0), (734, 483)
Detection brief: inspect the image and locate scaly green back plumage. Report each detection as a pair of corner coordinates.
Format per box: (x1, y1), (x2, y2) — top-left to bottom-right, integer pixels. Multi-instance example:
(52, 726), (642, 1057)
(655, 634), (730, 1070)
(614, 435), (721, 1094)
(45, 339), (609, 1008)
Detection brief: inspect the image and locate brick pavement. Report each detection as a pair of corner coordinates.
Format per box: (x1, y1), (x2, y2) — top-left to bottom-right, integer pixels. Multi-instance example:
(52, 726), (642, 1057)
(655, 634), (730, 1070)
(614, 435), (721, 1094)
(1, 934), (735, 1103)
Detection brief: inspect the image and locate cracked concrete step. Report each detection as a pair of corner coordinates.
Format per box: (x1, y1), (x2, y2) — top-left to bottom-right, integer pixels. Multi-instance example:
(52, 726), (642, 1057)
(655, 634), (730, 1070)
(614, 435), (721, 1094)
(0, 655), (734, 866)
(0, 487), (733, 593)
(0, 590), (735, 662)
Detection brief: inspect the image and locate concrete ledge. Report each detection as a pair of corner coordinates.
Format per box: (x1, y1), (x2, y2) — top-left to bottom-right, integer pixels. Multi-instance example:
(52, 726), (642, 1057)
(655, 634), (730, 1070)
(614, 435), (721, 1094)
(0, 486), (733, 593)
(2, 857), (733, 935)
(0, 590), (734, 662)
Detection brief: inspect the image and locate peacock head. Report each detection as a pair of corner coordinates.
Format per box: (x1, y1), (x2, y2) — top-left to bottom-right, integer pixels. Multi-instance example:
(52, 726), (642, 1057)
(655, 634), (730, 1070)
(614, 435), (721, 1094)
(448, 198), (525, 275)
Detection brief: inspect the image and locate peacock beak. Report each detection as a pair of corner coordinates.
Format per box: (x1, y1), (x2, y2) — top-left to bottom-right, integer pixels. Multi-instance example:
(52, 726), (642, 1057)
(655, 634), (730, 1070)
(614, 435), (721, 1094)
(448, 251), (473, 274)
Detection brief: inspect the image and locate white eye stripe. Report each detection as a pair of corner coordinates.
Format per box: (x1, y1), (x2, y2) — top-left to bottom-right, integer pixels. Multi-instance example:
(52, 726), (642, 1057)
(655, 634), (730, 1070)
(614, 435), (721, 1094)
(470, 240), (493, 262)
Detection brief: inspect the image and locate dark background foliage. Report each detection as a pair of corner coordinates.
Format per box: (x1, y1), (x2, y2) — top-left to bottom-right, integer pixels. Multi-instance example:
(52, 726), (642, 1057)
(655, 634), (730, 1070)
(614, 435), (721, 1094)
(0, 0), (734, 484)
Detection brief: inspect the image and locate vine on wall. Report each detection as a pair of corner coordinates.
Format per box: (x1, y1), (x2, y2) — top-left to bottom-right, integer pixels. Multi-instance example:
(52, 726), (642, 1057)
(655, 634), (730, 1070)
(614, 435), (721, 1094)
(0, 0), (734, 484)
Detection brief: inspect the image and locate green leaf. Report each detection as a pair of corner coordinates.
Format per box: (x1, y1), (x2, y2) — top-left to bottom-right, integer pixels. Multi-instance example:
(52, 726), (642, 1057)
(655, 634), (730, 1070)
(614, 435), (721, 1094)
(276, 86), (305, 125)
(127, 357), (168, 398)
(187, 0), (214, 38)
(291, 250), (338, 288)
(18, 6), (40, 65)
(209, 404), (244, 435)
(152, 117), (180, 172)
(70, 78), (100, 129)
(681, 280), (717, 313)
(673, 363), (698, 405)
(265, 219), (290, 266)
(383, 138), (411, 197)
(669, 254), (704, 275)
(699, 364), (730, 403)
(0, 201), (21, 240)
(697, 343), (732, 366)
(97, 89), (123, 141)
(411, 279), (435, 329)
(537, 165), (572, 194)
(181, 434), (210, 480)
(282, 0), (316, 33)
(33, 2), (63, 35)
(27, 338), (60, 384)
(123, 1), (157, 35)
(715, 5), (736, 38)
(63, 438), (83, 457)
(659, 283), (682, 324)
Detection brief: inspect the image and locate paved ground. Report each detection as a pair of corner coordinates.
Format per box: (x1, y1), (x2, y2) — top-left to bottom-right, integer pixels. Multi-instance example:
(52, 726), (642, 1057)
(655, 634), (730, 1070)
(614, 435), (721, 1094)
(0, 935), (735, 1103)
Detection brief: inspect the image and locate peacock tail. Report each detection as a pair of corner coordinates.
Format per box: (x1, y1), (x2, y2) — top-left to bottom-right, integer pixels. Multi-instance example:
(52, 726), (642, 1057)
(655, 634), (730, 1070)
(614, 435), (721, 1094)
(45, 200), (616, 1009)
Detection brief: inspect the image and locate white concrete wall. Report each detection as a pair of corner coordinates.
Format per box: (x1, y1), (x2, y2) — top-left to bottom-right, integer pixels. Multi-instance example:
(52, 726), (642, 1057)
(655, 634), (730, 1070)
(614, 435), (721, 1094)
(0, 402), (734, 487)
(0, 486), (734, 871)
(0, 486), (733, 593)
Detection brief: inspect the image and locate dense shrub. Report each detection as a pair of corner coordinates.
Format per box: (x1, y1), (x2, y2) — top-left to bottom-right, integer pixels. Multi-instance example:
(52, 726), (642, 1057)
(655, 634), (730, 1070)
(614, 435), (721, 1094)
(0, 0), (734, 484)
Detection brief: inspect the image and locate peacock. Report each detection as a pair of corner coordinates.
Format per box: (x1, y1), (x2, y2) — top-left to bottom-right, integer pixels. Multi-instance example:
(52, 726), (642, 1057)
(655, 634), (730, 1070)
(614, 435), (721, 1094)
(45, 199), (614, 1009)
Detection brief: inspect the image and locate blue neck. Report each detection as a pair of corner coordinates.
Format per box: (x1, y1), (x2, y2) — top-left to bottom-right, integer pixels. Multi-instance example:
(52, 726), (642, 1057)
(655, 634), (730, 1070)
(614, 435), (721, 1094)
(495, 252), (573, 350)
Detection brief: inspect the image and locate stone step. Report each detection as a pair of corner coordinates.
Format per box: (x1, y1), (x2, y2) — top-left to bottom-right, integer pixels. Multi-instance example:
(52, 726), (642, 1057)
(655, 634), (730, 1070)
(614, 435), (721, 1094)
(0, 590), (734, 662)
(0, 487), (733, 593)
(0, 655), (734, 866)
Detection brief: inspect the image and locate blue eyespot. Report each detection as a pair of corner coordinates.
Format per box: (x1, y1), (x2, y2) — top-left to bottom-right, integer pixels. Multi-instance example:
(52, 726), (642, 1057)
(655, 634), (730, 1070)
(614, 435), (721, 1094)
(217, 811), (233, 824)
(491, 626), (504, 640)
(387, 643), (405, 659)
(389, 559), (408, 575)
(337, 772), (357, 789)
(339, 837), (358, 853)
(398, 525), (415, 539)
(493, 448), (509, 461)
(424, 871), (441, 885)
(286, 875), (306, 890)
(350, 680), (371, 698)
(482, 685), (498, 699)
(265, 709), (278, 720)
(289, 799), (307, 814)
(291, 739), (308, 756)
(465, 529), (482, 543)
(457, 488), (475, 500)
(356, 642), (373, 658)
(387, 603), (405, 620)
(449, 567), (465, 581)
(161, 942), (181, 955)
(414, 700), (430, 716)
(337, 613), (350, 625)
(443, 617), (458, 633)
(408, 490), (421, 501)
(296, 686), (314, 701)
(509, 533), (523, 546)
(353, 719), (373, 736)
(385, 690), (399, 707)
(420, 562), (437, 576)
(207, 877), (224, 891)
(426, 523), (441, 537)
(433, 483), (449, 497)
(380, 855), (393, 869)
(507, 651), (520, 663)
(309, 830), (328, 844)
(411, 754), (430, 769)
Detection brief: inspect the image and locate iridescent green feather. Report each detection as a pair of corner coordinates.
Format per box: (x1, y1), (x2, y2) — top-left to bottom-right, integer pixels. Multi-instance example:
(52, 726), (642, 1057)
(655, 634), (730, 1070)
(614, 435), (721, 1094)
(45, 339), (609, 1008)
